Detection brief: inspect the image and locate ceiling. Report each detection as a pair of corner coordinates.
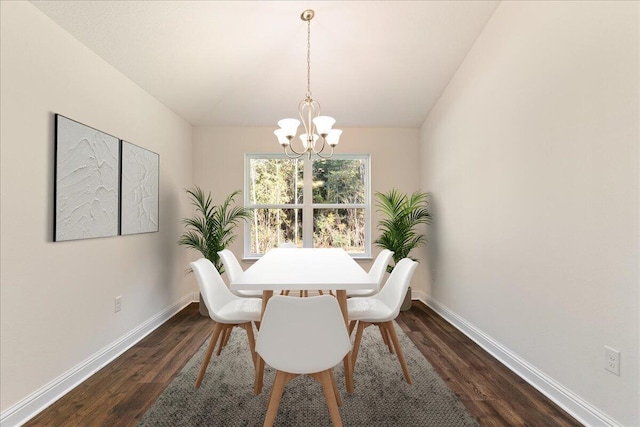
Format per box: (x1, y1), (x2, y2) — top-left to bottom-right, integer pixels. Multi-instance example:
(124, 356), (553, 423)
(31, 1), (499, 128)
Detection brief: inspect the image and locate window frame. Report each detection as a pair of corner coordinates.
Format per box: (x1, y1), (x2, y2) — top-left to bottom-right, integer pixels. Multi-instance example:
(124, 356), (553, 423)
(243, 153), (371, 259)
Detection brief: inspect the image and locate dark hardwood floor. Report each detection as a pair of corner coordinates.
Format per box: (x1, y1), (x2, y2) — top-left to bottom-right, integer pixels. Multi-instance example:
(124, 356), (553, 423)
(25, 301), (581, 426)
(397, 303), (580, 427)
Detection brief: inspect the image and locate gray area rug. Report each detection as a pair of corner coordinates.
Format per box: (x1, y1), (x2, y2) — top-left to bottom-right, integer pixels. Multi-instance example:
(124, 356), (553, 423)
(138, 322), (478, 426)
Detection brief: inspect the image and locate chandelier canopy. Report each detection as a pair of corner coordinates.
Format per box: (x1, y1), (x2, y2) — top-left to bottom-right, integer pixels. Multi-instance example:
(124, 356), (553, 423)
(274, 10), (341, 159)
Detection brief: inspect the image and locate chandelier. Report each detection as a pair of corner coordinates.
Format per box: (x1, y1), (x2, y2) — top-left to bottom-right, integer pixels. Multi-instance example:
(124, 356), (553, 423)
(274, 9), (341, 159)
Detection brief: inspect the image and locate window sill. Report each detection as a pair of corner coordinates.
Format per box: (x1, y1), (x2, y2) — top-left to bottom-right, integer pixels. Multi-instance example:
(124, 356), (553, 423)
(243, 254), (373, 263)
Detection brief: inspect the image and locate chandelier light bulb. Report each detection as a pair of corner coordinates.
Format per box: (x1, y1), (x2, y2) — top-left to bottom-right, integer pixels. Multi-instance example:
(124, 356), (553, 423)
(299, 133), (319, 150)
(274, 129), (290, 146)
(312, 116), (336, 137)
(326, 129), (342, 147)
(277, 118), (301, 138)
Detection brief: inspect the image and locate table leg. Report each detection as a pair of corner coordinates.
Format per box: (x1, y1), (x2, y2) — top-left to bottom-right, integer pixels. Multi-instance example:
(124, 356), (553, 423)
(254, 290), (273, 395)
(336, 290), (348, 327)
(336, 290), (354, 393)
(260, 290), (274, 321)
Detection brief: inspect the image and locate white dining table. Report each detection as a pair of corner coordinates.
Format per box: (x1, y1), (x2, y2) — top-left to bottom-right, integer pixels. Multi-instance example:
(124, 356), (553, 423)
(230, 247), (377, 394)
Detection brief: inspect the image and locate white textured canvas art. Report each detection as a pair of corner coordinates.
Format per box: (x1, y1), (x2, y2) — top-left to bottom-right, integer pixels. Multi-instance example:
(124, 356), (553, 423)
(55, 115), (119, 242)
(120, 141), (159, 235)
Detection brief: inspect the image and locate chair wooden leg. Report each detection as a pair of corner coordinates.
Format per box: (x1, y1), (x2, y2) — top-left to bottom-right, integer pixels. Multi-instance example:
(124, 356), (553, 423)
(223, 325), (233, 346)
(343, 353), (354, 394)
(348, 320), (357, 336)
(215, 325), (226, 356)
(254, 355), (265, 395)
(243, 322), (257, 368)
(352, 321), (368, 367)
(378, 323), (388, 347)
(385, 326), (395, 354)
(329, 369), (342, 407)
(217, 325), (232, 356)
(195, 323), (224, 389)
(318, 370), (343, 427)
(378, 324), (394, 354)
(318, 290), (324, 295)
(216, 333), (224, 356)
(384, 321), (412, 384)
(263, 370), (292, 427)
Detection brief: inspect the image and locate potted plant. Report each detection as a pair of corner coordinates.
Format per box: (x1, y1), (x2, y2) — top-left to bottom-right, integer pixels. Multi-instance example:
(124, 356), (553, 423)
(178, 186), (251, 316)
(374, 189), (432, 311)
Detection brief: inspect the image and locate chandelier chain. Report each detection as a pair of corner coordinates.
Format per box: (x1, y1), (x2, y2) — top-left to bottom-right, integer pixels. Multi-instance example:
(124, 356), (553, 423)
(306, 17), (311, 99)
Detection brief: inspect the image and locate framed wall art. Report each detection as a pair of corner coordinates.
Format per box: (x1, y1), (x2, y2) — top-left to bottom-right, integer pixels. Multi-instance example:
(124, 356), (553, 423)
(120, 140), (159, 235)
(54, 115), (120, 242)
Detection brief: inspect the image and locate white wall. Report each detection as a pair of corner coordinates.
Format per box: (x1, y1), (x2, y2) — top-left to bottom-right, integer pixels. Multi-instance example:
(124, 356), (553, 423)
(420, 1), (639, 425)
(0, 1), (196, 417)
(193, 126), (425, 288)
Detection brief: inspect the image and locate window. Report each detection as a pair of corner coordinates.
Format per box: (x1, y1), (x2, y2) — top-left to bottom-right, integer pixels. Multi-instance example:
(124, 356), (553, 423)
(244, 153), (370, 258)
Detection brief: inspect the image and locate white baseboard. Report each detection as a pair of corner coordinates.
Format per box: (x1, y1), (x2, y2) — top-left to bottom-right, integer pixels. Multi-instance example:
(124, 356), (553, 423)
(417, 295), (621, 427)
(0, 293), (196, 427)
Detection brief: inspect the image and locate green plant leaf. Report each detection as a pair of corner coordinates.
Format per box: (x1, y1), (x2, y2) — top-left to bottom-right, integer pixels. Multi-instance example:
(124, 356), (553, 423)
(374, 188), (432, 269)
(178, 186), (251, 274)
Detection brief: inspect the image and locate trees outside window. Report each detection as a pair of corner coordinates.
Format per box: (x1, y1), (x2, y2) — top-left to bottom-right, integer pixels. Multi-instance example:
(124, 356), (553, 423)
(245, 154), (370, 257)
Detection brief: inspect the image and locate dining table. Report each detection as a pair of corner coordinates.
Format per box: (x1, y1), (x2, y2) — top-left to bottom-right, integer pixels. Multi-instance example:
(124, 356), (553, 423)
(230, 247), (377, 394)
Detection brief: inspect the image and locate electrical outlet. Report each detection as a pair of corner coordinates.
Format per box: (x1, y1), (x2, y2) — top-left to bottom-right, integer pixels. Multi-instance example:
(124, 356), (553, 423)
(604, 346), (620, 375)
(115, 296), (122, 313)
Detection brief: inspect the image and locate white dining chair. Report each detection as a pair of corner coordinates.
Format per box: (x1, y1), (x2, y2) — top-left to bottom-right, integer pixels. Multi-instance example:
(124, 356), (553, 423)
(256, 295), (350, 427)
(190, 258), (262, 389)
(218, 249), (263, 298)
(347, 249), (394, 297)
(347, 257), (418, 384)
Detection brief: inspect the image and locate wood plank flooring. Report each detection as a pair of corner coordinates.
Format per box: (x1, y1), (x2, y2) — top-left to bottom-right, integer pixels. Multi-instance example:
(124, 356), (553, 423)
(25, 301), (581, 426)
(397, 302), (581, 427)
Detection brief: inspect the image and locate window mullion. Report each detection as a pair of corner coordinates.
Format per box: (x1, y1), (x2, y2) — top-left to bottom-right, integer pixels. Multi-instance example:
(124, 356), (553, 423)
(303, 159), (313, 248)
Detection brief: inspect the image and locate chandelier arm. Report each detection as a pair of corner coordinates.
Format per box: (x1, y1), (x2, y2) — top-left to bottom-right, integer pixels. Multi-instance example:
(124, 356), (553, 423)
(312, 136), (327, 154)
(299, 100), (321, 133)
(286, 142), (305, 156)
(283, 145), (305, 159)
(298, 100), (312, 137)
(314, 145), (335, 160)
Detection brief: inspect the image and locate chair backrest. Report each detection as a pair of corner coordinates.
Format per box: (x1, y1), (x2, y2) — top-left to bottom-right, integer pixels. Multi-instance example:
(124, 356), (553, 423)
(190, 258), (237, 322)
(256, 295), (350, 374)
(368, 249), (394, 287)
(374, 258), (418, 320)
(278, 242), (297, 248)
(218, 249), (244, 283)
